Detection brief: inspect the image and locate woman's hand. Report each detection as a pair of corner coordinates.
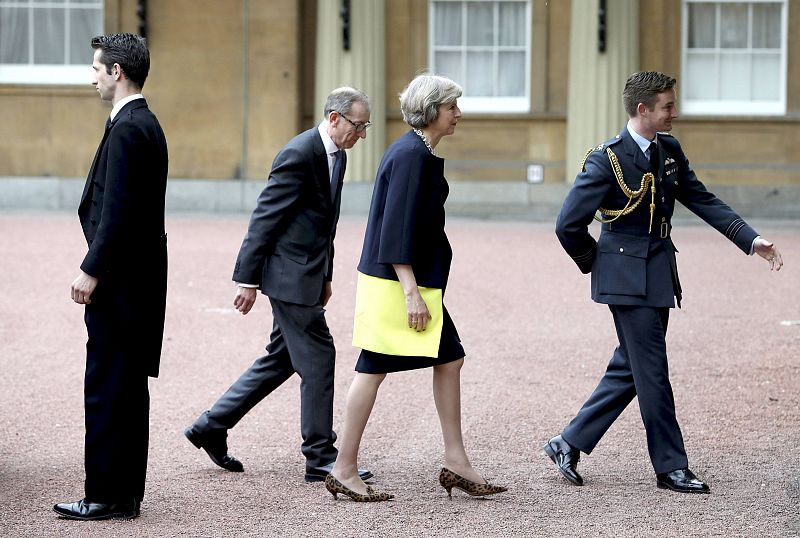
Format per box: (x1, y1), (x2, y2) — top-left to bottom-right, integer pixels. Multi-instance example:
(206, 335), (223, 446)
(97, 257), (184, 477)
(404, 287), (432, 332)
(393, 263), (432, 331)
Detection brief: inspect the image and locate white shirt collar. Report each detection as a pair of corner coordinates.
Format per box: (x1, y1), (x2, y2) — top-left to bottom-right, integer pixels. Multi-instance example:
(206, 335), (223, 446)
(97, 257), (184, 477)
(318, 122), (339, 154)
(110, 93), (144, 121)
(626, 120), (656, 155)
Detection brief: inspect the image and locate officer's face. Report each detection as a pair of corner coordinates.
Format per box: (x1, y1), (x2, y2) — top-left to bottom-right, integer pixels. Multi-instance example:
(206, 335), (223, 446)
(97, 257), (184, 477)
(645, 89), (679, 133)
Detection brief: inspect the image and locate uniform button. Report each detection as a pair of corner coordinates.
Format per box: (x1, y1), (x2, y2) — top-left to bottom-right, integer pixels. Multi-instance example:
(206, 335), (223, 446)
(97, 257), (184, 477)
(662, 217), (666, 222)
(662, 196), (665, 202)
(674, 181), (678, 185)
(619, 247), (624, 253)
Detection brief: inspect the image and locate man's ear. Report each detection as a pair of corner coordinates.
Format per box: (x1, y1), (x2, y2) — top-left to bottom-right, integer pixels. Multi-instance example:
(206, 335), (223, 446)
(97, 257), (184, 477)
(112, 63), (123, 81)
(636, 102), (649, 117)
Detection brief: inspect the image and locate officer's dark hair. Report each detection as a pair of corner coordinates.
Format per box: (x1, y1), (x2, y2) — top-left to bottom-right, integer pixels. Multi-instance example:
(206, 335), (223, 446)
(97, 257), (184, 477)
(91, 33), (150, 89)
(623, 71), (676, 117)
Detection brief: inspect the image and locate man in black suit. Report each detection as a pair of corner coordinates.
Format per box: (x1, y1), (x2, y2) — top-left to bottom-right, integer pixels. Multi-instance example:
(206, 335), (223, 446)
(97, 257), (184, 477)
(55, 33), (168, 520)
(185, 87), (373, 483)
(545, 71), (783, 493)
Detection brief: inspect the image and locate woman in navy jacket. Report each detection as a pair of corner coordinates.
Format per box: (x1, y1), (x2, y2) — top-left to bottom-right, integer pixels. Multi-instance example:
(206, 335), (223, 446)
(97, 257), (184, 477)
(325, 75), (506, 502)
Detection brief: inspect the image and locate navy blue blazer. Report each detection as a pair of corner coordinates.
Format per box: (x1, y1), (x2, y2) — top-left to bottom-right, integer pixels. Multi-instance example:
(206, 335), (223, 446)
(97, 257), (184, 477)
(556, 127), (758, 308)
(233, 127), (344, 306)
(358, 130), (452, 290)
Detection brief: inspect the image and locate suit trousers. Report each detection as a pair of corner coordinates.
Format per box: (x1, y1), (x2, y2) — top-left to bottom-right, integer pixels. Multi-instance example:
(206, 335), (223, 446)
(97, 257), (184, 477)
(84, 299), (150, 503)
(195, 297), (338, 468)
(561, 305), (689, 474)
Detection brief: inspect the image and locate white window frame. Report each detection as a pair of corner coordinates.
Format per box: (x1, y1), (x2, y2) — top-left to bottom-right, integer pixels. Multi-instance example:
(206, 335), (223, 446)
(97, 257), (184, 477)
(0, 0), (104, 85)
(680, 0), (788, 116)
(428, 0), (532, 114)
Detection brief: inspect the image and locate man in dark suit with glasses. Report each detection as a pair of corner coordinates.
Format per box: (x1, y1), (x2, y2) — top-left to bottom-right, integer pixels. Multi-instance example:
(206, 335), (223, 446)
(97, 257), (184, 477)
(185, 87), (374, 483)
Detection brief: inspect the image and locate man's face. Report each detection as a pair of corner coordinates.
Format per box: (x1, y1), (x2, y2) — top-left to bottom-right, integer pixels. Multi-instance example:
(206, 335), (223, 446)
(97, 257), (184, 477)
(328, 101), (370, 150)
(642, 89), (679, 133)
(91, 49), (116, 102)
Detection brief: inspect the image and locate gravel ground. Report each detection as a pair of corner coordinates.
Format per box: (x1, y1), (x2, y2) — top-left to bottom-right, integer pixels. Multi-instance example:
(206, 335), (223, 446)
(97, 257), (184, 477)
(0, 212), (798, 538)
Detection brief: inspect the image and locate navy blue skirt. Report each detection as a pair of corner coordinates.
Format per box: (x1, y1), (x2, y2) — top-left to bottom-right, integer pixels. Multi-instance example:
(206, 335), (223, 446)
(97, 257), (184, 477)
(354, 306), (465, 374)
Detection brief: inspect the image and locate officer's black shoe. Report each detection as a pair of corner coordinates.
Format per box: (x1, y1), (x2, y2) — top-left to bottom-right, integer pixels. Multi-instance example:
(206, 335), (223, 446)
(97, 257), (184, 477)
(656, 468), (710, 493)
(543, 434), (584, 486)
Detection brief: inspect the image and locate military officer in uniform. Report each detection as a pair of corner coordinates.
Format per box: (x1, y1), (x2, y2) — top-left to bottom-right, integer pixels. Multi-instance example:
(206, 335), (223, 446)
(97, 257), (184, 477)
(544, 71), (783, 493)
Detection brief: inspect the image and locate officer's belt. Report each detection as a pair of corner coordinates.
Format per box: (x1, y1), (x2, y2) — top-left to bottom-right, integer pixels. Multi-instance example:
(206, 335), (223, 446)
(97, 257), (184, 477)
(602, 221), (671, 239)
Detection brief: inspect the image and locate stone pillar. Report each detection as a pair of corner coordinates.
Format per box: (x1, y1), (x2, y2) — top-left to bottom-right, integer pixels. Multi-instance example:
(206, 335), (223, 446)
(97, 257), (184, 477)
(565, 0), (639, 182)
(315, 0), (385, 182)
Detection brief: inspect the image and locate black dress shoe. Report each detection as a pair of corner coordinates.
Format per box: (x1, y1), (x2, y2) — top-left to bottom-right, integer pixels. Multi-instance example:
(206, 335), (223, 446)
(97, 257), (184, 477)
(543, 434), (584, 486)
(305, 462), (373, 483)
(184, 426), (244, 472)
(53, 498), (139, 521)
(656, 468), (710, 494)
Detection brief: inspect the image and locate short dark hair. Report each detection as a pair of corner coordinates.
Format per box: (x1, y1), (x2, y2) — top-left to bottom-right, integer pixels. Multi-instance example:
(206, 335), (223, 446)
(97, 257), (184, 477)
(622, 71), (676, 117)
(91, 33), (150, 89)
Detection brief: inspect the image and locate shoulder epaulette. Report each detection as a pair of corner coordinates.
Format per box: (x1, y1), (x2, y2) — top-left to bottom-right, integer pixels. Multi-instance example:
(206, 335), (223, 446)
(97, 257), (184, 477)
(590, 135), (623, 154)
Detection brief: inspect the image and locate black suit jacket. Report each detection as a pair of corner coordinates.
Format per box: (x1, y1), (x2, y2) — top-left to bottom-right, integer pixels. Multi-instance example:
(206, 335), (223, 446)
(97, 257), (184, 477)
(79, 98), (168, 377)
(556, 126), (758, 308)
(233, 127), (344, 306)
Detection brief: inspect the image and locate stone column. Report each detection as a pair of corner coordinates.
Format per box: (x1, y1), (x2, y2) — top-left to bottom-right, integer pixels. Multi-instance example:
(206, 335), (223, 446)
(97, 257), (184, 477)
(565, 0), (639, 182)
(315, 0), (385, 182)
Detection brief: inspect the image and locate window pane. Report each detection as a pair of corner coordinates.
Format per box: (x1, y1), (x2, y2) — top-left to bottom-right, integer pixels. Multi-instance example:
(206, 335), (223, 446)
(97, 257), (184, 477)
(466, 2), (494, 46)
(68, 7), (101, 65)
(33, 7), (65, 64)
(465, 51), (493, 95)
(752, 3), (781, 49)
(687, 3), (716, 48)
(751, 53), (779, 100)
(719, 3), (748, 48)
(498, 51), (524, 96)
(0, 7), (30, 63)
(434, 2), (462, 46)
(685, 53), (717, 100)
(435, 51), (463, 85)
(719, 53), (750, 99)
(498, 2), (525, 46)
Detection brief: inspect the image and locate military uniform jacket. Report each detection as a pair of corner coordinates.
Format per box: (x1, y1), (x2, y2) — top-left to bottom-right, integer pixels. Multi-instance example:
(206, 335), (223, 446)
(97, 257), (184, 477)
(555, 127), (758, 308)
(233, 127), (344, 306)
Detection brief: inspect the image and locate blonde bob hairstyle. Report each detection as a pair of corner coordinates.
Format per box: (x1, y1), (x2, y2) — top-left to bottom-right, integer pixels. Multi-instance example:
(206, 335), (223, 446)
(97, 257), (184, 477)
(399, 74), (462, 129)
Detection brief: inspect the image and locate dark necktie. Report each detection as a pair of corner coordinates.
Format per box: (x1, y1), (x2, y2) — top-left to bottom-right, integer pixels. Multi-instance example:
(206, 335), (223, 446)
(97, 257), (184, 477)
(105, 117), (113, 130)
(330, 150), (344, 201)
(648, 141), (660, 175)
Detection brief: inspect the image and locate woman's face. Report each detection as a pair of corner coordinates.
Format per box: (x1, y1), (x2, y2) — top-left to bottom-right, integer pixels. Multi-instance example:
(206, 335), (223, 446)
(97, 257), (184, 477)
(429, 100), (461, 138)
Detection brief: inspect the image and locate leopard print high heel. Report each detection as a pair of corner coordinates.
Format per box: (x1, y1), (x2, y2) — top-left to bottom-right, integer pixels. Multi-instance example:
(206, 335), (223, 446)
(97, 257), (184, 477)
(324, 474), (394, 502)
(438, 467), (507, 498)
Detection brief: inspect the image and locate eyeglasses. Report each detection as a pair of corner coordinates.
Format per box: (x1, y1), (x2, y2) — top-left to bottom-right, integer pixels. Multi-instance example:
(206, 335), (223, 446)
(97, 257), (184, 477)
(340, 113), (372, 133)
